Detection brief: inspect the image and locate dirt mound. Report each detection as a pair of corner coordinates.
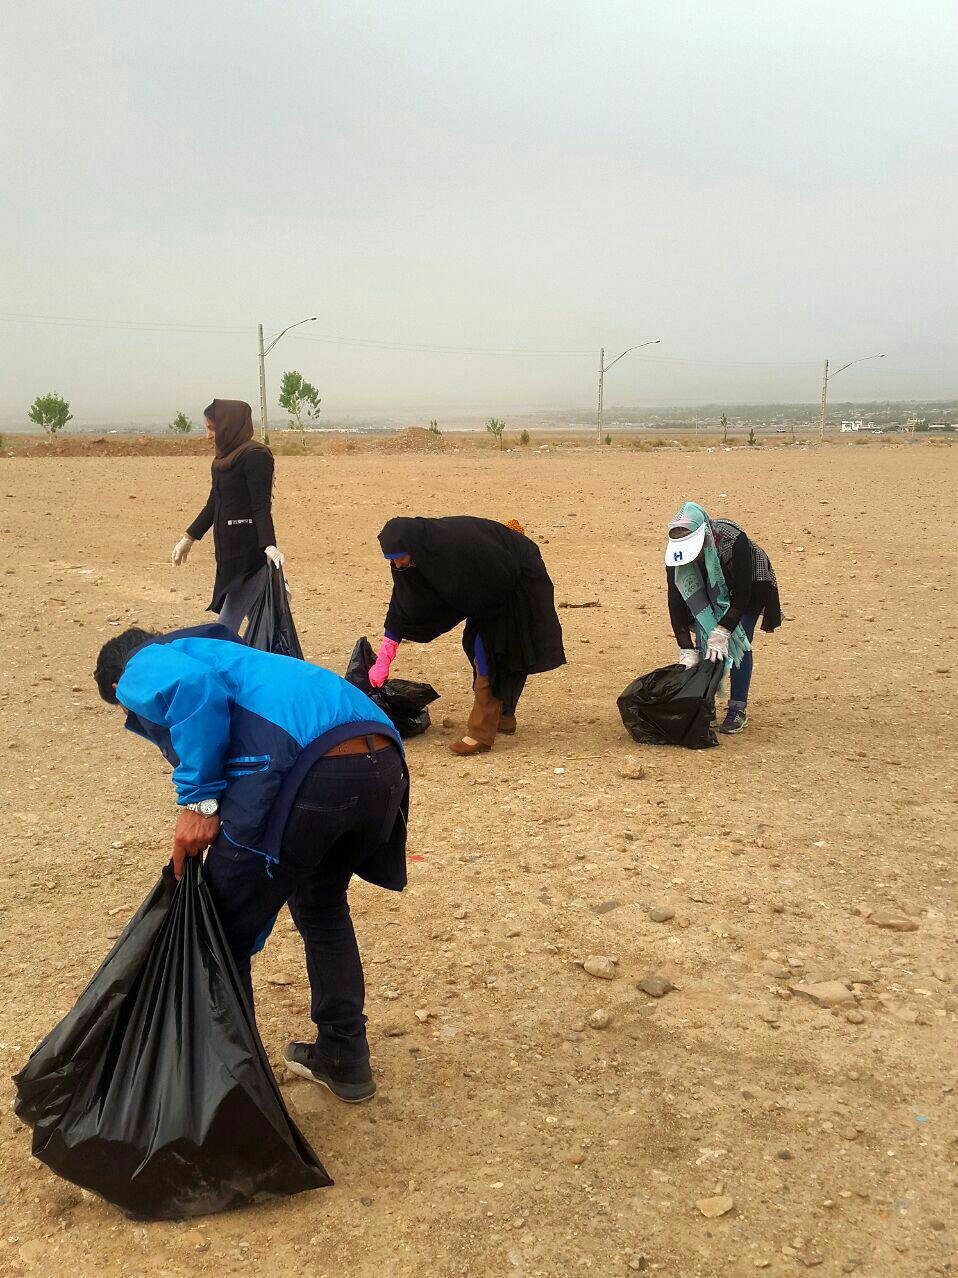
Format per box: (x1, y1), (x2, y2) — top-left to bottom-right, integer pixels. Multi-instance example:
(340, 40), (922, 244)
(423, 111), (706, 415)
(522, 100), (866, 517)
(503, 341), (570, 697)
(377, 426), (446, 454)
(2, 434), (211, 459)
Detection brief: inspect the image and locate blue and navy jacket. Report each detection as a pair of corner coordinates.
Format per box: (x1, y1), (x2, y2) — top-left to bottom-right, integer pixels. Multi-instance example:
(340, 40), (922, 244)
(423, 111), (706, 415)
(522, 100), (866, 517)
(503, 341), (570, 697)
(116, 625), (404, 871)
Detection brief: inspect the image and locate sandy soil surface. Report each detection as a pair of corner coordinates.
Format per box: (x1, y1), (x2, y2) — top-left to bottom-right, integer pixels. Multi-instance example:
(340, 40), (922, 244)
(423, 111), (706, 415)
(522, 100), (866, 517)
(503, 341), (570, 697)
(1, 442), (955, 1278)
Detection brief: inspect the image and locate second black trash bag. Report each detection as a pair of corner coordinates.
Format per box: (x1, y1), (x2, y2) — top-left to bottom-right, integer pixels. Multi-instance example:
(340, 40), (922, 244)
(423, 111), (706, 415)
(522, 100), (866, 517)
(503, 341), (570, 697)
(243, 562), (304, 659)
(12, 859), (331, 1221)
(345, 635), (439, 739)
(617, 660), (726, 749)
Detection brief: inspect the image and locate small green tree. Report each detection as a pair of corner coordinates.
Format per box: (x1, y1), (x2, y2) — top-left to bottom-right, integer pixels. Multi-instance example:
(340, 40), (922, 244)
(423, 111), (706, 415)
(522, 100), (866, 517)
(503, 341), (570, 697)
(486, 417), (506, 451)
(29, 392), (72, 439)
(747, 426), (758, 446)
(721, 412), (729, 445)
(519, 429), (531, 446)
(168, 411), (193, 434)
(604, 433), (612, 445)
(278, 370), (322, 449)
(428, 418), (442, 436)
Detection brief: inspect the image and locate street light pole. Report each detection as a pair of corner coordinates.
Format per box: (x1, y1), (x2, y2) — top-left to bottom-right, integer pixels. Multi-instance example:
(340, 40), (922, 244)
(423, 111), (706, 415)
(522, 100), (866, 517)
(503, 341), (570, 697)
(256, 316), (318, 442)
(596, 339), (661, 444)
(818, 352), (885, 441)
(257, 324), (269, 442)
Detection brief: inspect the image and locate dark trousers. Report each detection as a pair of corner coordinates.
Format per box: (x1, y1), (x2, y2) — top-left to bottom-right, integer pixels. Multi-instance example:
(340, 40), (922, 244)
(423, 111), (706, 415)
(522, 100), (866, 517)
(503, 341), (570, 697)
(204, 744), (406, 1065)
(729, 611), (759, 707)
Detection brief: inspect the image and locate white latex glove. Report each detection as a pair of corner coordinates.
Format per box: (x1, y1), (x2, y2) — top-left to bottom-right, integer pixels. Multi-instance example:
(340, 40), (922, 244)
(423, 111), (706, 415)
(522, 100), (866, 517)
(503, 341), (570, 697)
(705, 626), (731, 662)
(265, 545), (285, 569)
(172, 535), (194, 566)
(677, 648), (699, 670)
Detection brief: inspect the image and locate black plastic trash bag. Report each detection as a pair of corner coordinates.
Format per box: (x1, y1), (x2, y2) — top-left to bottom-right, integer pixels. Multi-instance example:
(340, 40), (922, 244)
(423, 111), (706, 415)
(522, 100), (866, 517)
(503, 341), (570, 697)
(13, 859), (330, 1221)
(345, 635), (439, 739)
(243, 563), (304, 659)
(617, 659), (725, 749)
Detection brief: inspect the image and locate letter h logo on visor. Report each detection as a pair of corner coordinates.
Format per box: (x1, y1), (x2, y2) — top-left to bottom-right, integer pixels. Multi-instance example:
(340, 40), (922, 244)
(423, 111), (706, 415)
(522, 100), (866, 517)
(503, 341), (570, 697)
(672, 550), (683, 562)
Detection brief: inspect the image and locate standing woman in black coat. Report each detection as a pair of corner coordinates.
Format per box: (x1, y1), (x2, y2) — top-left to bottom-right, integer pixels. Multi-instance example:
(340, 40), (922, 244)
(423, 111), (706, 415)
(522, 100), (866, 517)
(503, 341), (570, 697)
(171, 399), (285, 632)
(368, 516), (566, 756)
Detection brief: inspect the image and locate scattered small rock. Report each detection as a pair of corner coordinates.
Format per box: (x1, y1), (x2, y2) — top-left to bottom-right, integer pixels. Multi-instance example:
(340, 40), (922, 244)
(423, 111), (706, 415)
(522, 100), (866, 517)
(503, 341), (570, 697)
(649, 906), (675, 923)
(441, 716), (457, 729)
(695, 1194), (734, 1218)
(588, 1009), (612, 1029)
(638, 974), (674, 999)
(789, 980), (856, 1009)
(761, 961), (791, 980)
(583, 955), (617, 980)
(618, 755), (646, 780)
(867, 913), (919, 932)
(845, 1009), (866, 1025)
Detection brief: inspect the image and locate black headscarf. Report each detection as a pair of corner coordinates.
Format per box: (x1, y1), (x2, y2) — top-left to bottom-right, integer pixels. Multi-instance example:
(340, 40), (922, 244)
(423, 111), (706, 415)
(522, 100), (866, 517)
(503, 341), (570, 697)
(377, 516), (566, 698)
(206, 399), (271, 471)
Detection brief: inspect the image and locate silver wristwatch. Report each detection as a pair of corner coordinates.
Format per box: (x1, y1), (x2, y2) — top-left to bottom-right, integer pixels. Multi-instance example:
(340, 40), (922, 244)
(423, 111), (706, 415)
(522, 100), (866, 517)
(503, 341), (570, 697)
(185, 799), (219, 818)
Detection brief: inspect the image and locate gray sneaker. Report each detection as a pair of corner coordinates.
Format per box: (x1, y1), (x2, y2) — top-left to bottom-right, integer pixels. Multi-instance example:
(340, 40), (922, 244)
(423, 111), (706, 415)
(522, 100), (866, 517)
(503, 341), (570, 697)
(718, 706), (748, 735)
(284, 1043), (376, 1103)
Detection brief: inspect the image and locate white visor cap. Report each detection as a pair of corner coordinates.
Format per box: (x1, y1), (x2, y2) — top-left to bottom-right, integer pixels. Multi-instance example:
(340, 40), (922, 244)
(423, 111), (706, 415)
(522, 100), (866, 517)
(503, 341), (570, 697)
(664, 523), (706, 568)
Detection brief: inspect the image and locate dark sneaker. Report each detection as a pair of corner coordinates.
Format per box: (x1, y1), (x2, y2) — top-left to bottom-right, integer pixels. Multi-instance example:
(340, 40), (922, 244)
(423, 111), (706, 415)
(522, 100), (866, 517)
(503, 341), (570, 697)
(284, 1042), (376, 1103)
(718, 707), (748, 735)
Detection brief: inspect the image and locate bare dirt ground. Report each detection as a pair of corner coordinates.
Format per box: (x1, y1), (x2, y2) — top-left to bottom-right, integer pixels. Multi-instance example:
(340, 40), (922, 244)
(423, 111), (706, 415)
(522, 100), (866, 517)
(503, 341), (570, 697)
(1, 442), (955, 1278)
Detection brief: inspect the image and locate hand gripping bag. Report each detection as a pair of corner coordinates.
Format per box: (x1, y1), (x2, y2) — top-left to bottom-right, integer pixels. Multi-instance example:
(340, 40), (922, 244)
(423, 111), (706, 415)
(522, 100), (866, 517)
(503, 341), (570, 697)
(13, 859), (330, 1220)
(345, 636), (439, 739)
(243, 563), (304, 659)
(617, 660), (725, 749)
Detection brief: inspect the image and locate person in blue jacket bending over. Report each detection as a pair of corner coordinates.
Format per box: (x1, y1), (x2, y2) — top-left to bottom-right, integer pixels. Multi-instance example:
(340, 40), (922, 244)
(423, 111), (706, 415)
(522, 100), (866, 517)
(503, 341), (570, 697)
(93, 623), (409, 1104)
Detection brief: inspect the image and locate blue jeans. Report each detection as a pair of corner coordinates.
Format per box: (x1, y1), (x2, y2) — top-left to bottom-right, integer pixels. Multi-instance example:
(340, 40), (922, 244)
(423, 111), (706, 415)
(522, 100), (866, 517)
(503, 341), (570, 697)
(729, 612), (758, 709)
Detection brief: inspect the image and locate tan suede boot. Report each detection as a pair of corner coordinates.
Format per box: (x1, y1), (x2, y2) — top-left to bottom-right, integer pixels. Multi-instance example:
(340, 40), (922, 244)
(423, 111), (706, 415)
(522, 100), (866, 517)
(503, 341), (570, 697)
(450, 674), (501, 754)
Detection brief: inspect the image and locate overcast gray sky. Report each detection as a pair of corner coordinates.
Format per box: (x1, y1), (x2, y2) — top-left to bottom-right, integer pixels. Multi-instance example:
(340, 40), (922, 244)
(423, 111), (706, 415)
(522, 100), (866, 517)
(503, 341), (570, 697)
(2, 0), (956, 423)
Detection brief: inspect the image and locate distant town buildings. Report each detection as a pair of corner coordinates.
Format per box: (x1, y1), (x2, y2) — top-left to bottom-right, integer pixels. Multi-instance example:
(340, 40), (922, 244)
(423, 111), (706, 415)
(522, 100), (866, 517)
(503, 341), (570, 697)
(840, 419), (878, 433)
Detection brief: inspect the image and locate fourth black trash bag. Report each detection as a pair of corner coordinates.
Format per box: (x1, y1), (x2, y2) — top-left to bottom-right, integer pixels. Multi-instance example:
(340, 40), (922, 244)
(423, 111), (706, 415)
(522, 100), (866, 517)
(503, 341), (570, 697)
(345, 636), (439, 739)
(243, 562), (305, 659)
(13, 859), (330, 1221)
(617, 660), (725, 749)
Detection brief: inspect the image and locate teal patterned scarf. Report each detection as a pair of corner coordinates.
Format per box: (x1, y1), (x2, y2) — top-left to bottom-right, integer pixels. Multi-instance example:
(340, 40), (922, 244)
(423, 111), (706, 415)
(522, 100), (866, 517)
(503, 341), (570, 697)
(670, 501), (752, 669)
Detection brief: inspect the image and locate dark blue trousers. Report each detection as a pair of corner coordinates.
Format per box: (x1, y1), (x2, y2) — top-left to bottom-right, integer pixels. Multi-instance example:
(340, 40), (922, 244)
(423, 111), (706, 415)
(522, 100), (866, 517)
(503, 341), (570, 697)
(729, 611), (759, 708)
(205, 744), (406, 1066)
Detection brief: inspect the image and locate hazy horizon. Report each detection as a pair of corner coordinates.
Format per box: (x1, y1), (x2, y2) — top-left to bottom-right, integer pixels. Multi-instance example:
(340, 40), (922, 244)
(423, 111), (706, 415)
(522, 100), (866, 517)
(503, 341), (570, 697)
(3, 1), (956, 420)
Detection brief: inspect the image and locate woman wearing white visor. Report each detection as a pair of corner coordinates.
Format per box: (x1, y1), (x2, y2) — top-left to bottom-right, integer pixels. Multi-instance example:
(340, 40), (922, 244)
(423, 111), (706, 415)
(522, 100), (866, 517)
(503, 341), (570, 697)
(665, 501), (782, 734)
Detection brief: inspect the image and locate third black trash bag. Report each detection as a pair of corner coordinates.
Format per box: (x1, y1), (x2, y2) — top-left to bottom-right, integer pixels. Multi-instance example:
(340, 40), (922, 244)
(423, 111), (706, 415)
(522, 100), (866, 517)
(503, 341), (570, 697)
(243, 563), (304, 659)
(13, 859), (330, 1221)
(345, 636), (439, 739)
(617, 660), (725, 749)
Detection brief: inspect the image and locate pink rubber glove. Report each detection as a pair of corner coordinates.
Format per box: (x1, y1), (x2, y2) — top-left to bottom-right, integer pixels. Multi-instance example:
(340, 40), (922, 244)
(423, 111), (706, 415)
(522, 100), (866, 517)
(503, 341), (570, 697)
(368, 637), (399, 688)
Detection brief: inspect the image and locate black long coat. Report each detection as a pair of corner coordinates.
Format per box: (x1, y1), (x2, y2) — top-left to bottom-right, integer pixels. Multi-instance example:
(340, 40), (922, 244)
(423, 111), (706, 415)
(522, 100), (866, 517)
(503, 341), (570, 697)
(379, 516), (566, 704)
(186, 449), (276, 611)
